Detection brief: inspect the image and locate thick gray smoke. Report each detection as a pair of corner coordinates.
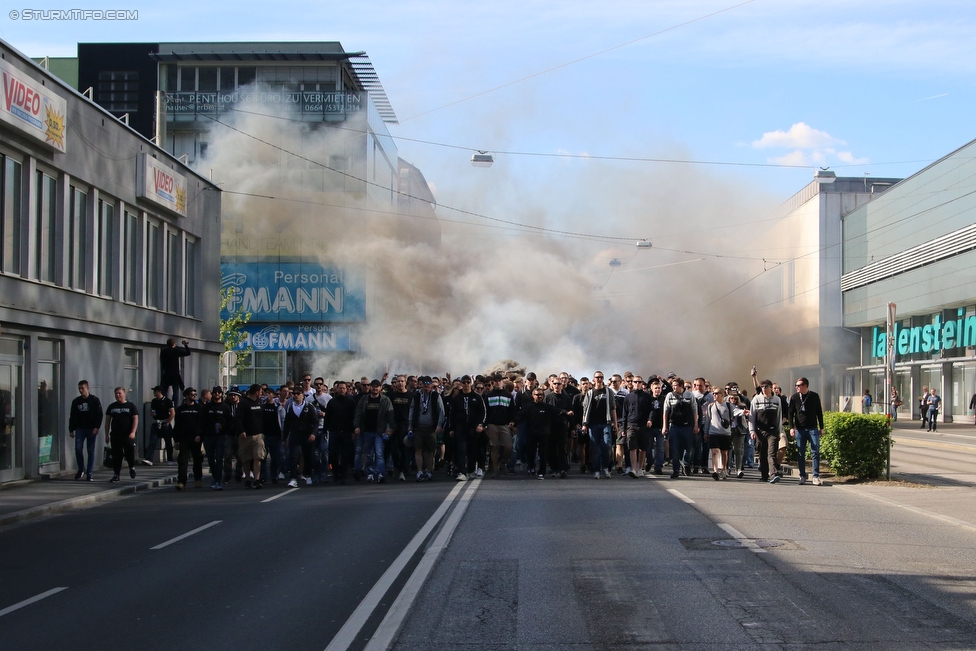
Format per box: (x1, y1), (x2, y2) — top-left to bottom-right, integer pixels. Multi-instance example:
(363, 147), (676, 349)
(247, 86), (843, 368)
(202, 99), (810, 383)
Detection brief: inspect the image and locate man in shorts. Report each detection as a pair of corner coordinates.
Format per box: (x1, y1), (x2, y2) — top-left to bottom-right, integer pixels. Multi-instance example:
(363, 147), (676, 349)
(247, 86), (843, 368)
(238, 384), (267, 488)
(409, 376), (445, 481)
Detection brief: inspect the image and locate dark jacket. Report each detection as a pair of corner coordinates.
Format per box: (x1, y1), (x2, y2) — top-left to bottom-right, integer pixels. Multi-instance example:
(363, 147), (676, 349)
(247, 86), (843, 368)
(448, 392), (486, 430)
(325, 394), (357, 432)
(622, 389), (653, 430)
(283, 400), (319, 441)
(159, 343), (190, 382)
(174, 402), (204, 442)
(788, 391), (825, 430)
(485, 388), (517, 425)
(68, 394), (103, 431)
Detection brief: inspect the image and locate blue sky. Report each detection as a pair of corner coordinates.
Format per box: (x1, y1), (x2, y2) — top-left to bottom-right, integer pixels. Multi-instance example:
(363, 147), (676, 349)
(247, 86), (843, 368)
(5, 0), (974, 205)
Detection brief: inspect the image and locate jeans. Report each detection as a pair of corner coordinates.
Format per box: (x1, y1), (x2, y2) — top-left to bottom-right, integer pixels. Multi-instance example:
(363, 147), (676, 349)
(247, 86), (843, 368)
(928, 409), (939, 430)
(361, 431), (387, 477)
(794, 428), (820, 479)
(205, 434), (225, 481)
(587, 424), (613, 472)
(313, 431), (329, 480)
(74, 428), (97, 477)
(668, 425), (694, 475)
(646, 427), (665, 471)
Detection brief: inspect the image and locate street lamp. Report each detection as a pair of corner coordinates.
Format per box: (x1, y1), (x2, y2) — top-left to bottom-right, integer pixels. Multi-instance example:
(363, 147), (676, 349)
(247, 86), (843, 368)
(814, 168), (836, 184)
(471, 151), (494, 167)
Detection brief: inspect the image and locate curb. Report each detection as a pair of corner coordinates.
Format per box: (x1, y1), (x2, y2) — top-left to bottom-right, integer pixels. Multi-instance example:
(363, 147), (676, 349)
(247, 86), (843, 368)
(0, 474), (178, 528)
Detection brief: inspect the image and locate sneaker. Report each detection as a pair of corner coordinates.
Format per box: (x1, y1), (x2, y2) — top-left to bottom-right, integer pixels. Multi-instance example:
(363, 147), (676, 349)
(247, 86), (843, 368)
(812, 476), (822, 486)
(287, 478), (299, 488)
(616, 467), (625, 476)
(736, 470), (744, 479)
(537, 474), (544, 480)
(244, 479), (252, 488)
(194, 479), (202, 488)
(594, 472), (601, 480)
(456, 473), (467, 482)
(254, 480), (264, 489)
(798, 476), (807, 485)
(670, 472), (679, 479)
(378, 474), (386, 484)
(367, 473), (375, 483)
(214, 482), (223, 490)
(580, 464), (587, 474)
(86, 475), (94, 482)
(559, 470), (567, 479)
(653, 468), (663, 475)
(142, 458), (154, 466)
(416, 471), (424, 482)
(129, 467), (136, 479)
(398, 471), (406, 482)
(628, 469), (637, 478)
(475, 467), (484, 478)
(110, 474), (120, 483)
(603, 469), (611, 479)
(75, 470), (84, 480)
(424, 471), (433, 481)
(769, 475), (781, 484)
(278, 472), (286, 480)
(712, 472), (719, 480)
(175, 482), (185, 490)
(211, 480), (218, 489)
(720, 470), (728, 480)
(306, 477), (313, 486)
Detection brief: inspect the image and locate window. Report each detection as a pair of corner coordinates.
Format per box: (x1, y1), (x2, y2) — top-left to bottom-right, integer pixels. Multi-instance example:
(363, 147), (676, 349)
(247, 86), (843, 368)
(36, 338), (62, 466)
(219, 68), (235, 92)
(68, 186), (89, 290)
(167, 230), (181, 313)
(123, 348), (142, 405)
(124, 211), (140, 303)
(234, 351), (285, 386)
(179, 67), (195, 92)
(198, 67), (218, 92)
(146, 221), (162, 308)
(237, 67), (256, 88)
(97, 71), (139, 113)
(184, 238), (198, 317)
(34, 171), (57, 283)
(97, 198), (115, 297)
(1, 156), (23, 275)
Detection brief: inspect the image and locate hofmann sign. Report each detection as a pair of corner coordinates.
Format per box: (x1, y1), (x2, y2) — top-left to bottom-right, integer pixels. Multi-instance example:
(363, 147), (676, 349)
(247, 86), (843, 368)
(221, 261), (366, 323)
(238, 324), (352, 352)
(137, 154), (187, 217)
(870, 308), (976, 358)
(0, 58), (66, 152)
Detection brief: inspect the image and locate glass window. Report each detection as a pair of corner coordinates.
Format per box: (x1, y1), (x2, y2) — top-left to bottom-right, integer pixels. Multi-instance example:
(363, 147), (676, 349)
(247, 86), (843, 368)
(97, 199), (115, 297)
(179, 67), (195, 92)
(34, 171), (57, 283)
(218, 68), (235, 92)
(68, 186), (89, 290)
(184, 238), (197, 317)
(36, 339), (61, 467)
(951, 363), (976, 418)
(146, 221), (162, 308)
(198, 67), (217, 92)
(233, 351), (285, 386)
(124, 211), (140, 303)
(2, 156), (23, 275)
(167, 230), (181, 313)
(237, 67), (256, 88)
(123, 348), (142, 406)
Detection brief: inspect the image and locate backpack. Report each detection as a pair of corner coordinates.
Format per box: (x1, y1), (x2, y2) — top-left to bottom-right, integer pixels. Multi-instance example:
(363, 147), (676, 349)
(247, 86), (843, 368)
(670, 397), (694, 427)
(864, 394), (872, 407)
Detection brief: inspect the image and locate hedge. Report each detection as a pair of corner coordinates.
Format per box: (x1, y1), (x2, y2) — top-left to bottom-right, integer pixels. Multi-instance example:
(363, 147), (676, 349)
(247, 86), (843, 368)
(820, 412), (892, 479)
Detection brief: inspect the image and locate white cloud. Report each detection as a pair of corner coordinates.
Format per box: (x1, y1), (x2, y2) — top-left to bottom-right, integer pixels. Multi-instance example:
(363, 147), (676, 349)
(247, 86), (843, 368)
(769, 150), (809, 166)
(837, 151), (870, 165)
(753, 123), (845, 150)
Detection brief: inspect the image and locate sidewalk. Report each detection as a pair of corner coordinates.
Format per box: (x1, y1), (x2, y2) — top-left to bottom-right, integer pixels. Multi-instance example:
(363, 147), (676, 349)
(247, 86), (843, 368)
(0, 463), (178, 528)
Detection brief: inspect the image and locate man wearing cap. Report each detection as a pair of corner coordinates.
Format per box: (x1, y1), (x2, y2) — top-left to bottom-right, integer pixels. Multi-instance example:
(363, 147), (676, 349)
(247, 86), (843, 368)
(749, 379), (784, 483)
(203, 386), (232, 489)
(146, 385), (174, 465)
(354, 380), (395, 483)
(238, 384), (267, 488)
(409, 376), (445, 481)
(174, 387), (204, 490)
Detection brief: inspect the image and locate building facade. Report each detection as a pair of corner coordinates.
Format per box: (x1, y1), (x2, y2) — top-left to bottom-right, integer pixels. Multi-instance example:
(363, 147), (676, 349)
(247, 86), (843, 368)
(842, 139), (976, 422)
(0, 38), (222, 482)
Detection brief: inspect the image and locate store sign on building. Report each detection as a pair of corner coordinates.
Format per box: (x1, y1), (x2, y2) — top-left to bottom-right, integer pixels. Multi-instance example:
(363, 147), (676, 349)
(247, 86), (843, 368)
(165, 90), (363, 120)
(0, 58), (66, 152)
(137, 154), (188, 217)
(238, 324), (352, 352)
(871, 308), (976, 358)
(220, 261), (366, 322)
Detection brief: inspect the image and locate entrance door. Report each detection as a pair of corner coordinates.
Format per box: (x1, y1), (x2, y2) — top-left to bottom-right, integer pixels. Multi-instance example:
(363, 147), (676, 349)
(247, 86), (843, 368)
(0, 337), (25, 482)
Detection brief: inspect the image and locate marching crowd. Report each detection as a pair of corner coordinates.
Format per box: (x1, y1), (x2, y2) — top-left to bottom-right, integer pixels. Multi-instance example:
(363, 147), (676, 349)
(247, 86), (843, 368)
(69, 364), (829, 490)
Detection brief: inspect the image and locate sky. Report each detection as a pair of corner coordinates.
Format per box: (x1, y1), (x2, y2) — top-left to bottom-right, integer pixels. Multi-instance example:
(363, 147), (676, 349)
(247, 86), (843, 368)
(3, 0), (975, 375)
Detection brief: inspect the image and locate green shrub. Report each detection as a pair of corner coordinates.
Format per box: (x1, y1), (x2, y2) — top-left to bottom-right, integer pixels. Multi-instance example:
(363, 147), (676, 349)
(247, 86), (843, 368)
(821, 412), (892, 479)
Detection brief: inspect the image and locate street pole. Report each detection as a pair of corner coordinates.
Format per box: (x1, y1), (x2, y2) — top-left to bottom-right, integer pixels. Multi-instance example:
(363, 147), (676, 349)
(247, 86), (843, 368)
(885, 302), (896, 480)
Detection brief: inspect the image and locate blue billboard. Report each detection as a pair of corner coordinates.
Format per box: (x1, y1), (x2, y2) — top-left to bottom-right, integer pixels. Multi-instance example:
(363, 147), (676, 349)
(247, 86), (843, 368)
(238, 324), (353, 352)
(221, 262), (366, 323)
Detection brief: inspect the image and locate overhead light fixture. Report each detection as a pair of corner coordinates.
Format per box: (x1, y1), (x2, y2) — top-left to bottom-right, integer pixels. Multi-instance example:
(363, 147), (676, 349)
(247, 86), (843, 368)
(471, 151), (494, 167)
(636, 240), (653, 248)
(814, 169), (836, 184)
(609, 258), (622, 268)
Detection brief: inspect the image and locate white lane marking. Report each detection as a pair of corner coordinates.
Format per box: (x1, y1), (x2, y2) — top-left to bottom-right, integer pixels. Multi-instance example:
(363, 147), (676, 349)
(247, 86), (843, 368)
(323, 479), (472, 651)
(150, 520), (222, 550)
(836, 486), (976, 534)
(261, 487), (299, 503)
(667, 488), (695, 504)
(0, 587), (68, 618)
(365, 477), (481, 651)
(718, 522), (767, 554)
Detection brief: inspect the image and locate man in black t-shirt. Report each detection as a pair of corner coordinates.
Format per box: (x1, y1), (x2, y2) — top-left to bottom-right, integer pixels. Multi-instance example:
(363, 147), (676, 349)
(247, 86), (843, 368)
(104, 387), (140, 482)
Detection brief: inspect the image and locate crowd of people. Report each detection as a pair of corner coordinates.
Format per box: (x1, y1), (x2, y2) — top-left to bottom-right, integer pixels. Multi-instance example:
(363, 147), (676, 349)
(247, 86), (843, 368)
(69, 365), (830, 489)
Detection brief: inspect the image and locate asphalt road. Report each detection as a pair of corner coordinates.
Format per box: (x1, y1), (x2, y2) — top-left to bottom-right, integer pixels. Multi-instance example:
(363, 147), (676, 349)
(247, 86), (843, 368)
(3, 450), (976, 651)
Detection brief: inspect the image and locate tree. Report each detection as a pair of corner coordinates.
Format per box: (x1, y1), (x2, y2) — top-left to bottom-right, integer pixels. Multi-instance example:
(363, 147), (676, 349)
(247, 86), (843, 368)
(220, 286), (252, 366)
